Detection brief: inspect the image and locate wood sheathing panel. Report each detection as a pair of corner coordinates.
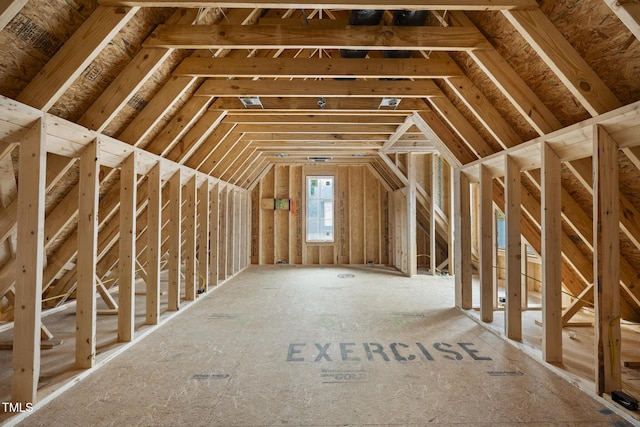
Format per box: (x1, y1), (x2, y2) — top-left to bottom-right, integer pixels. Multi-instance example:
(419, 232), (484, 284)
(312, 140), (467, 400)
(252, 165), (390, 265)
(463, 9), (590, 127)
(49, 7), (176, 123)
(447, 50), (539, 143)
(560, 154), (640, 272)
(103, 48), (189, 138)
(135, 76), (203, 151)
(433, 78), (503, 153)
(107, 8), (224, 140)
(616, 153), (640, 271)
(539, 0), (640, 106)
(0, 0), (98, 99)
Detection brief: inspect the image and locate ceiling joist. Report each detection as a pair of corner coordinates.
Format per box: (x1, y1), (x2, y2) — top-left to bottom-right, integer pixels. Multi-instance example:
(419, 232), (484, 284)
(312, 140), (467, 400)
(98, 0), (539, 10)
(145, 24), (491, 50)
(223, 114), (407, 124)
(195, 78), (443, 98)
(174, 57), (463, 79)
(209, 96), (427, 110)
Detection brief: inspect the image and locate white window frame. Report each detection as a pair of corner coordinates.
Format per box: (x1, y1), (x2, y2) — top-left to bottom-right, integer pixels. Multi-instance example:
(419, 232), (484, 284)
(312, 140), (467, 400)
(305, 175), (335, 243)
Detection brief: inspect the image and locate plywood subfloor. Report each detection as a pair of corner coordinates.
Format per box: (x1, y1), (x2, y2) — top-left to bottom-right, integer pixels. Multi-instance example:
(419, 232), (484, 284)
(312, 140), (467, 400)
(468, 275), (640, 419)
(7, 266), (636, 426)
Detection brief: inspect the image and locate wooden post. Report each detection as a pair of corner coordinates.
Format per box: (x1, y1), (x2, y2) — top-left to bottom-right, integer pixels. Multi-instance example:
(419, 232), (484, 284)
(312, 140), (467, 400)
(209, 182), (219, 286)
(219, 185), (228, 280)
(118, 153), (137, 343)
(406, 153), (417, 277)
(430, 154), (438, 275)
(184, 176), (197, 301)
(593, 125), (621, 395)
(479, 165), (494, 322)
(168, 171), (181, 311)
(197, 181), (210, 292)
(521, 243), (528, 308)
(454, 168), (472, 309)
(448, 163), (455, 275)
(505, 155), (522, 341)
(12, 117), (46, 405)
(542, 142), (562, 363)
(493, 208), (499, 309)
(237, 191), (243, 270)
(227, 188), (235, 276)
(76, 139), (99, 367)
(146, 162), (161, 325)
(246, 191), (252, 268)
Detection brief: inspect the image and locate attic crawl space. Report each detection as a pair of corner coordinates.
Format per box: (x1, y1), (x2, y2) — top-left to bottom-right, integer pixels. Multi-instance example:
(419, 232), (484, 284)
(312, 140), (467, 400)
(1, 0), (640, 424)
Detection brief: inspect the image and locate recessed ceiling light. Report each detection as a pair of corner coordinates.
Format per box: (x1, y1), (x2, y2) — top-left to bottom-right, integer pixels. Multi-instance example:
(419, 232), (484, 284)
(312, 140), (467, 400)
(239, 97), (263, 108)
(379, 97), (401, 109)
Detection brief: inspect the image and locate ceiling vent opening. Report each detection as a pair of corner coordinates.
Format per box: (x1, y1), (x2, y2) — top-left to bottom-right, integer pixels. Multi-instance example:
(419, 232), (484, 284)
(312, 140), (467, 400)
(307, 156), (332, 163)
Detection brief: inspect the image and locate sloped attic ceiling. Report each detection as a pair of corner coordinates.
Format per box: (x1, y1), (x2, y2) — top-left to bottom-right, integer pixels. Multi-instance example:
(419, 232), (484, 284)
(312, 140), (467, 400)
(0, 0), (640, 319)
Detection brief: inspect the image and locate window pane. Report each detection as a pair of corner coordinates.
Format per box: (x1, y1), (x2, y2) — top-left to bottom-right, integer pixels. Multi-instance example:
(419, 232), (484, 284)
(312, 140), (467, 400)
(307, 176), (334, 242)
(323, 201), (333, 225)
(308, 178), (319, 199)
(307, 219), (320, 240)
(308, 199), (319, 218)
(320, 178), (333, 198)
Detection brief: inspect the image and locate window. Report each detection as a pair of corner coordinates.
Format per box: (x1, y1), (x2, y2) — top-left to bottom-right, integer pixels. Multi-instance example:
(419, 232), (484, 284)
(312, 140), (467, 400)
(306, 176), (334, 242)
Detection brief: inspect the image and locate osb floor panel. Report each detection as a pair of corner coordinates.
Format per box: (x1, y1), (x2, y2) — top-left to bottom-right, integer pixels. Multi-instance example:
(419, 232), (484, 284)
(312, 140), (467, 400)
(468, 278), (640, 403)
(4, 266), (636, 426)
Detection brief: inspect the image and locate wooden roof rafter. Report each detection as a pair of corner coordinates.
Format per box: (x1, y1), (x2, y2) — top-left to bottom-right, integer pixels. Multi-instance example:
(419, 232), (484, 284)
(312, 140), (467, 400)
(604, 0), (640, 40)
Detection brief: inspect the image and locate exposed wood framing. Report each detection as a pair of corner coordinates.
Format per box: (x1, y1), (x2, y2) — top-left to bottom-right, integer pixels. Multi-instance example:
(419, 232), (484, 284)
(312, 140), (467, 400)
(77, 9), (200, 133)
(17, 7), (140, 111)
(182, 58), (461, 80)
(184, 176), (197, 301)
(593, 125), (621, 395)
(219, 185), (228, 280)
(209, 182), (219, 286)
(0, 0), (28, 31)
(168, 171), (182, 312)
(76, 140), (100, 367)
(604, 0), (640, 40)
(11, 117), (46, 404)
(505, 155), (522, 341)
(406, 153), (417, 277)
(197, 79), (443, 98)
(0, 0), (640, 413)
(197, 181), (210, 292)
(146, 162), (162, 325)
(479, 164), (493, 323)
(118, 153), (137, 343)
(102, 0), (538, 8)
(442, 11), (562, 136)
(454, 168), (471, 309)
(146, 24), (490, 50)
(541, 143), (562, 363)
(430, 155), (438, 274)
(502, 9), (622, 117)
